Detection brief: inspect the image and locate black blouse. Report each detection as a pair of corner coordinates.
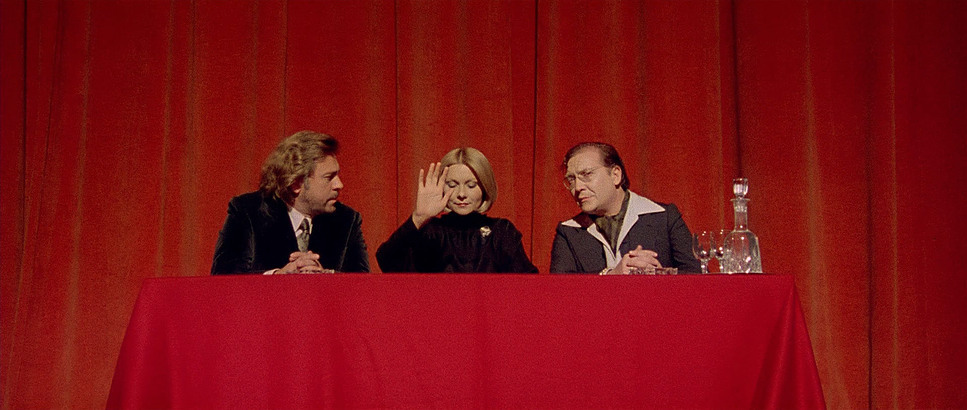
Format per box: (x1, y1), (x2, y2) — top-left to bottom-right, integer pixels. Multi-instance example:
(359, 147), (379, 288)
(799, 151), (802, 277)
(376, 212), (538, 273)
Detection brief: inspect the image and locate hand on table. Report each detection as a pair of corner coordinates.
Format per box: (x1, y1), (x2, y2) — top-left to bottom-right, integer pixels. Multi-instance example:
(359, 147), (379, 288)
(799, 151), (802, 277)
(606, 245), (662, 275)
(278, 251), (326, 274)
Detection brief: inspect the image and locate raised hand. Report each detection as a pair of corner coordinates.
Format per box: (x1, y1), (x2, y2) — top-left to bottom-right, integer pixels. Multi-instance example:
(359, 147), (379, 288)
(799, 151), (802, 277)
(411, 162), (452, 228)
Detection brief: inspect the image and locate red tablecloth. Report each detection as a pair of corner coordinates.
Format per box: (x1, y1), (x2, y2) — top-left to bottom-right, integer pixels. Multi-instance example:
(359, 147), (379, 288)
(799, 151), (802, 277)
(107, 274), (824, 409)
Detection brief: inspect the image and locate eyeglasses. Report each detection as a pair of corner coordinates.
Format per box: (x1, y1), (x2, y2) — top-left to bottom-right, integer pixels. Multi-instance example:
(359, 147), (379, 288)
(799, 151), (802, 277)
(563, 166), (603, 190)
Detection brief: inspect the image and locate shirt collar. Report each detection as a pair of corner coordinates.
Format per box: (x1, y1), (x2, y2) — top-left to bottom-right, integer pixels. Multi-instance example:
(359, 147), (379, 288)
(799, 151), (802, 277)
(561, 190), (665, 228)
(626, 191), (665, 216)
(287, 206), (312, 234)
(590, 190), (630, 249)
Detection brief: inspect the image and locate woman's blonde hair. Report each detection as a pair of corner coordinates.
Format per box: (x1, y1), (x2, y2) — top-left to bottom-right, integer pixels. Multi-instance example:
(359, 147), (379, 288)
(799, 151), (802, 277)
(440, 147), (497, 213)
(259, 131), (339, 204)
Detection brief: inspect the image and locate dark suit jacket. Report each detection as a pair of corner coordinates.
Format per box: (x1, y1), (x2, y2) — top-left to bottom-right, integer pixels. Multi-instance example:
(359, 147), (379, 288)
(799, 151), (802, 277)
(550, 195), (700, 274)
(211, 191), (369, 274)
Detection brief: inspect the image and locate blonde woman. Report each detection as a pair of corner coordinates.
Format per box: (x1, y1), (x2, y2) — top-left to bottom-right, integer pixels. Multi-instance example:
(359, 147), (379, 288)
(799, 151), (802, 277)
(377, 147), (538, 273)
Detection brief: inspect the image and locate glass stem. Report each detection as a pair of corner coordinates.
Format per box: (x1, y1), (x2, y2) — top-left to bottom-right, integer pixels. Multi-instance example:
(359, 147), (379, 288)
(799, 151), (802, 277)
(701, 260), (708, 274)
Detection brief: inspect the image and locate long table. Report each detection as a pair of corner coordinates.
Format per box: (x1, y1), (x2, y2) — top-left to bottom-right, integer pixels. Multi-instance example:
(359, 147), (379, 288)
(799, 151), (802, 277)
(107, 274), (824, 408)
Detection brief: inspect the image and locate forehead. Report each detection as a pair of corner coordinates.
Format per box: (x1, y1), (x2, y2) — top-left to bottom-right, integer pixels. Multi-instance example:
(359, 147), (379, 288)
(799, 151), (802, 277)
(566, 148), (605, 172)
(312, 155), (339, 174)
(446, 163), (478, 182)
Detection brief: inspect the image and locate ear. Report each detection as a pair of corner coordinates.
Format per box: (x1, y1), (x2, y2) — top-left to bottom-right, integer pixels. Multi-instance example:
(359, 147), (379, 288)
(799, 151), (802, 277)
(610, 166), (622, 187)
(290, 178), (304, 196)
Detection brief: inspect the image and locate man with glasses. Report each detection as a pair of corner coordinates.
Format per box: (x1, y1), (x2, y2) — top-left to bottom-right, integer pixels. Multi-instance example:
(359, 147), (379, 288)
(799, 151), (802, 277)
(550, 142), (700, 274)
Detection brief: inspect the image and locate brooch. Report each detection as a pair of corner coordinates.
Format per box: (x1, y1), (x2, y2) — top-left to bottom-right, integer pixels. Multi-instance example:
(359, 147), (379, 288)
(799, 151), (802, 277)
(480, 226), (492, 238)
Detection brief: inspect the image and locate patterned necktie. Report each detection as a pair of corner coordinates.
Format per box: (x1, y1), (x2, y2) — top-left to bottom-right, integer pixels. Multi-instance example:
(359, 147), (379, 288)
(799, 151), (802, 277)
(297, 218), (311, 252)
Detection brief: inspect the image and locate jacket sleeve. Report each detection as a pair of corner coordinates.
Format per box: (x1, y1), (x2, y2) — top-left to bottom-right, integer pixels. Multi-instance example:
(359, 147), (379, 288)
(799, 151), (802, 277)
(665, 203), (701, 273)
(549, 225), (581, 273)
(211, 199), (256, 275)
(375, 218), (421, 273)
(341, 210), (370, 273)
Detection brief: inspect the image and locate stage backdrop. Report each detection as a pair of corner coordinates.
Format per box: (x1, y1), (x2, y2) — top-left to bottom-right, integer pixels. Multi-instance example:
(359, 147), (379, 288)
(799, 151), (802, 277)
(2, 0), (965, 408)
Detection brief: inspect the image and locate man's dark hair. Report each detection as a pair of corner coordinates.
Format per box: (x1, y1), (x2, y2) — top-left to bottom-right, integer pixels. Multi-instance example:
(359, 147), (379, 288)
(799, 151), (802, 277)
(562, 142), (630, 190)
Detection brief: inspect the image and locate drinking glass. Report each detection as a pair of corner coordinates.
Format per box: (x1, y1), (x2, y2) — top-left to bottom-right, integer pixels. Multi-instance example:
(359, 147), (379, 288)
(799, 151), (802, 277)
(711, 229), (728, 273)
(692, 231), (712, 274)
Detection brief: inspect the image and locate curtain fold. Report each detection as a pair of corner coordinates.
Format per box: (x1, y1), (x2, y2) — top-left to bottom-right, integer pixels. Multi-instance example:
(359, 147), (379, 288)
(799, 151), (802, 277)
(1, 0), (964, 407)
(869, 1), (967, 407)
(0, 0), (25, 403)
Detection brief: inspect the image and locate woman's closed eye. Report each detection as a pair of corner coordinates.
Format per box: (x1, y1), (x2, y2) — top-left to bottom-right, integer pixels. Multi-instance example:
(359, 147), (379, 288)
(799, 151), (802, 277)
(446, 181), (477, 188)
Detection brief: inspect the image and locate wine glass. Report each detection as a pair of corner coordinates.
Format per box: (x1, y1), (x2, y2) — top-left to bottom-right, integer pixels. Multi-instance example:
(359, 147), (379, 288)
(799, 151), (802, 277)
(691, 231), (712, 274)
(711, 229), (728, 273)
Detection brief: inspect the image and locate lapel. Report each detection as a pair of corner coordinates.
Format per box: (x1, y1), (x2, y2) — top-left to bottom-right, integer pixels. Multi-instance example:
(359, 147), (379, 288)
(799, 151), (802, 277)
(615, 192), (664, 257)
(618, 212), (662, 256)
(259, 195), (300, 256)
(310, 203), (351, 270)
(560, 213), (605, 270)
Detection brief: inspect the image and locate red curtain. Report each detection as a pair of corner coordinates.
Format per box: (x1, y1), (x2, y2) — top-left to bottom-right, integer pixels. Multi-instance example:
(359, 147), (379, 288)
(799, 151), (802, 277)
(2, 0), (964, 407)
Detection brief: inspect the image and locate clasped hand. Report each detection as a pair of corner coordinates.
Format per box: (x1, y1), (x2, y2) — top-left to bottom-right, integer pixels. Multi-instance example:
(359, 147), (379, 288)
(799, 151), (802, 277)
(279, 251), (326, 274)
(411, 162), (452, 229)
(606, 245), (663, 275)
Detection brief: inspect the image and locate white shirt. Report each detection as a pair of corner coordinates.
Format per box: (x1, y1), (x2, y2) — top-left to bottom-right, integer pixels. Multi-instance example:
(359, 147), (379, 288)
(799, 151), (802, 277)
(287, 206), (313, 238)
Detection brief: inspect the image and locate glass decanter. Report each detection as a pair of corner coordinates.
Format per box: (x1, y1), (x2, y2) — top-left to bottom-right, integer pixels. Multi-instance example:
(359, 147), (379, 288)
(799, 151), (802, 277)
(722, 178), (763, 273)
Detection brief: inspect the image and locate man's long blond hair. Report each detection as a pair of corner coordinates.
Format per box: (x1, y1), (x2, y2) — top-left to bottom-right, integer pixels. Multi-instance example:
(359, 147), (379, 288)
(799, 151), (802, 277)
(259, 131), (339, 204)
